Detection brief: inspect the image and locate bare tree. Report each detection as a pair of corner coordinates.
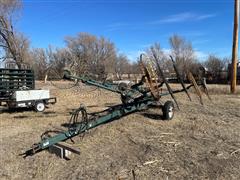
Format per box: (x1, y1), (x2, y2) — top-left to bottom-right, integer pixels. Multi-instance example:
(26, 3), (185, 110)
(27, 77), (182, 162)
(0, 0), (22, 17)
(30, 48), (48, 80)
(65, 33), (116, 80)
(115, 54), (131, 79)
(0, 0), (29, 68)
(131, 61), (141, 74)
(204, 55), (226, 80)
(144, 42), (176, 80)
(47, 47), (73, 79)
(169, 35), (197, 78)
(14, 32), (31, 65)
(146, 43), (173, 71)
(147, 43), (164, 59)
(29, 46), (73, 80)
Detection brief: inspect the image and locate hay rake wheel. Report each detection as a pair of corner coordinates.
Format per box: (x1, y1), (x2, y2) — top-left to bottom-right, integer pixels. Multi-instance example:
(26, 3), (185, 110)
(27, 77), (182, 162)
(140, 54), (160, 100)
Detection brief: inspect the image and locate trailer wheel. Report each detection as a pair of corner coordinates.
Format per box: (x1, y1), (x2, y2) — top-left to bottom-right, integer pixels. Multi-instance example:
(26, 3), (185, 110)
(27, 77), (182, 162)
(162, 101), (174, 120)
(35, 101), (45, 112)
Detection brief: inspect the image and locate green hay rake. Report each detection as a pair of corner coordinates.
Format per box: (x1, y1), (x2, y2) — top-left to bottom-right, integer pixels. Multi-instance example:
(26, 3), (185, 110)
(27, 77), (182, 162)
(22, 54), (210, 157)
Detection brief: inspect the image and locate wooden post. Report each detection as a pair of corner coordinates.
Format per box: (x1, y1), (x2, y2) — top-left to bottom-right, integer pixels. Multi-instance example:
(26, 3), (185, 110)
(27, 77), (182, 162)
(231, 0), (239, 93)
(44, 74), (48, 84)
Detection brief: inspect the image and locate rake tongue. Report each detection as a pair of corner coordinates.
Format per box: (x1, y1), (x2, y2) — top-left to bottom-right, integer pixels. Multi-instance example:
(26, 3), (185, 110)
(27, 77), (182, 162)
(170, 56), (192, 101)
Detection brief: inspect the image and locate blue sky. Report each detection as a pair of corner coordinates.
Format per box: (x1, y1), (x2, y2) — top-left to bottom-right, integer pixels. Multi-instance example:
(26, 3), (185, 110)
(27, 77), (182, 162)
(17, 0), (236, 61)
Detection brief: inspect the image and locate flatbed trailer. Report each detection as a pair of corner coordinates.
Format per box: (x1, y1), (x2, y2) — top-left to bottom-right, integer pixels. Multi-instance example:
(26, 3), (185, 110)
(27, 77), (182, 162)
(0, 68), (56, 112)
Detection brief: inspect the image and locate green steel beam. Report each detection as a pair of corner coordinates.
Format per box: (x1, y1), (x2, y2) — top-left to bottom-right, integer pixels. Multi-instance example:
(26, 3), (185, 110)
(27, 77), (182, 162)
(64, 74), (121, 94)
(23, 95), (155, 156)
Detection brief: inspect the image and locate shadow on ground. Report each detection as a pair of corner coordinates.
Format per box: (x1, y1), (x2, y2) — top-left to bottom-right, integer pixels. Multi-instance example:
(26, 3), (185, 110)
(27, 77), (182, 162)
(140, 112), (164, 120)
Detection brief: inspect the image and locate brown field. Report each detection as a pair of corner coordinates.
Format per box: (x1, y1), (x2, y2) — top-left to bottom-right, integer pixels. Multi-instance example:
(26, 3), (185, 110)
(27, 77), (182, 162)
(0, 82), (240, 180)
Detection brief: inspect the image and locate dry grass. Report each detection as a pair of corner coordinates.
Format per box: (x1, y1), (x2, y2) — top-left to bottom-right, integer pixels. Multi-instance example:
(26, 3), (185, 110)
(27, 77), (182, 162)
(206, 84), (240, 94)
(0, 81), (240, 180)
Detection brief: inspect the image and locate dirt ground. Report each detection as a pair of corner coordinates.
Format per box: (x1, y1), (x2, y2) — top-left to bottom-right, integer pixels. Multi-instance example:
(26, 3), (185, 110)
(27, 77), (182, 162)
(0, 82), (240, 180)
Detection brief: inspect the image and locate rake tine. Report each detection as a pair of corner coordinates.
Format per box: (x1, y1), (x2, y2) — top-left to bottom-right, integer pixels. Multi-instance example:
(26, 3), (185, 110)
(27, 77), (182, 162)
(188, 72), (203, 105)
(152, 53), (180, 110)
(200, 78), (212, 101)
(169, 55), (192, 101)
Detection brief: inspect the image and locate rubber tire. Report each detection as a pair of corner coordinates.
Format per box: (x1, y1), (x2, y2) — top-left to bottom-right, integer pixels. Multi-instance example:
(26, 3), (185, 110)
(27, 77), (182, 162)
(35, 101), (45, 112)
(162, 101), (174, 120)
(118, 82), (128, 91)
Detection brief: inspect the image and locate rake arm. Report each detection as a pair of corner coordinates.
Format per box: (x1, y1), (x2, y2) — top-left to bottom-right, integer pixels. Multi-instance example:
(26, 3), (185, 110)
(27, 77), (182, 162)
(170, 55), (192, 101)
(63, 70), (121, 94)
(152, 53), (180, 109)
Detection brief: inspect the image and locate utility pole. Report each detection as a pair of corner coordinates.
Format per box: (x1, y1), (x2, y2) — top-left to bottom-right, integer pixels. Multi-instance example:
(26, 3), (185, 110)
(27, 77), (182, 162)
(231, 0), (239, 93)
